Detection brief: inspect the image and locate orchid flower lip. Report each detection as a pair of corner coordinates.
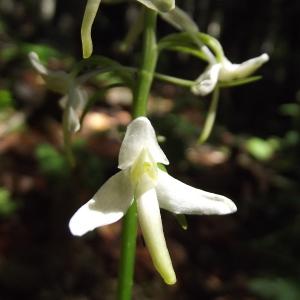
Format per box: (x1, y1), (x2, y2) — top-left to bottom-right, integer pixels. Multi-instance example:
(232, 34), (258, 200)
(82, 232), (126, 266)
(191, 63), (221, 96)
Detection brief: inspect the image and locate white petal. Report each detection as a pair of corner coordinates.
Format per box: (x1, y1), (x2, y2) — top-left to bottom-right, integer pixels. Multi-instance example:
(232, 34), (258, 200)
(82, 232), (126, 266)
(65, 87), (88, 133)
(29, 52), (49, 76)
(72, 88), (88, 114)
(68, 107), (80, 133)
(59, 95), (68, 109)
(137, 188), (176, 285)
(28, 51), (70, 94)
(137, 0), (174, 12)
(69, 170), (133, 236)
(219, 53), (269, 81)
(156, 170), (237, 215)
(191, 63), (221, 96)
(118, 117), (169, 169)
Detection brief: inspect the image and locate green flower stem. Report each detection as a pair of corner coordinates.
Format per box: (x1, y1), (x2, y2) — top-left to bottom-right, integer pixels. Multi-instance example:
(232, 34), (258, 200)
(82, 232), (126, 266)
(153, 72), (194, 87)
(132, 9), (158, 118)
(123, 66), (194, 88)
(197, 86), (220, 144)
(116, 8), (158, 300)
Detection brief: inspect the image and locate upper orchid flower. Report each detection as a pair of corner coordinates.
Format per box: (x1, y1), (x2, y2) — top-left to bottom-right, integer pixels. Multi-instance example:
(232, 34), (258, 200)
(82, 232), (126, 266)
(81, 0), (175, 58)
(192, 52), (269, 96)
(29, 52), (88, 132)
(69, 117), (237, 284)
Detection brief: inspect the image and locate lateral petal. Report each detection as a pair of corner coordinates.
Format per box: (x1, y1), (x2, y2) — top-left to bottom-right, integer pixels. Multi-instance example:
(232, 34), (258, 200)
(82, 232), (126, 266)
(156, 170), (237, 215)
(137, 188), (176, 285)
(219, 54), (269, 82)
(29, 51), (70, 94)
(67, 106), (80, 133)
(69, 170), (133, 236)
(118, 117), (169, 170)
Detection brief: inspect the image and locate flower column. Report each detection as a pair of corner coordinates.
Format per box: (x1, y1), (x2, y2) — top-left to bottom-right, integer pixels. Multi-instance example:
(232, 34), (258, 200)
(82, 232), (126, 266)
(116, 8), (158, 300)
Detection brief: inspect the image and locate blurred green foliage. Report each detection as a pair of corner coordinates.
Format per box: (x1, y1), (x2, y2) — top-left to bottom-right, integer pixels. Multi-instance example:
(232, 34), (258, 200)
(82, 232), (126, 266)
(35, 144), (70, 179)
(249, 278), (300, 300)
(0, 188), (17, 216)
(0, 89), (13, 108)
(246, 137), (280, 161)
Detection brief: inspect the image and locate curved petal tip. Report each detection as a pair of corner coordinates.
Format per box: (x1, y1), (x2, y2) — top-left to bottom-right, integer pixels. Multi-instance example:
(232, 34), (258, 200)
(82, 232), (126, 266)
(69, 199), (124, 236)
(156, 170), (237, 216)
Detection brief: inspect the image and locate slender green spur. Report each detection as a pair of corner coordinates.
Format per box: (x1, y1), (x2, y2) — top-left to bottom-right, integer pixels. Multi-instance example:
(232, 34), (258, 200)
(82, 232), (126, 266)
(81, 0), (175, 58)
(69, 117), (237, 284)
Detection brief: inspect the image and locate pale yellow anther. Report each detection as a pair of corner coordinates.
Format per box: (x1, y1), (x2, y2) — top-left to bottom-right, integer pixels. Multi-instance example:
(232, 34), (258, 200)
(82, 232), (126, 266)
(130, 148), (158, 186)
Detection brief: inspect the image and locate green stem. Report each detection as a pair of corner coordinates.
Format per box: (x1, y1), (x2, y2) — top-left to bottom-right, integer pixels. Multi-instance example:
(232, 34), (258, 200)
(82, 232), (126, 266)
(132, 9), (158, 118)
(153, 72), (193, 87)
(116, 8), (158, 300)
(123, 66), (194, 87)
(197, 87), (220, 144)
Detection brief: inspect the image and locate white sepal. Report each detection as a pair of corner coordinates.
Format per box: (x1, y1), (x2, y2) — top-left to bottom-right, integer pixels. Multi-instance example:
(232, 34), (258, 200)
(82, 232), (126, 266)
(156, 170), (237, 215)
(219, 53), (269, 82)
(69, 170), (133, 236)
(191, 63), (221, 96)
(137, 0), (175, 13)
(118, 117), (169, 170)
(67, 106), (80, 133)
(29, 52), (49, 76)
(29, 51), (70, 94)
(137, 187), (176, 285)
(72, 87), (88, 113)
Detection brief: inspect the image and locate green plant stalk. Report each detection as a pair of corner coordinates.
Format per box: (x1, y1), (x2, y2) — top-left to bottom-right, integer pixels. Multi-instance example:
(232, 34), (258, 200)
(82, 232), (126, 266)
(197, 86), (220, 144)
(116, 8), (158, 300)
(132, 9), (158, 118)
(123, 66), (194, 87)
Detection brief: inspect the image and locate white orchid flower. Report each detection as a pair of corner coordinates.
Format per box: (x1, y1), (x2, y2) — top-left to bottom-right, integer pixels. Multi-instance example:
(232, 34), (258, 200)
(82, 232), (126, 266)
(81, 0), (175, 58)
(192, 53), (269, 96)
(69, 117), (237, 284)
(29, 52), (88, 133)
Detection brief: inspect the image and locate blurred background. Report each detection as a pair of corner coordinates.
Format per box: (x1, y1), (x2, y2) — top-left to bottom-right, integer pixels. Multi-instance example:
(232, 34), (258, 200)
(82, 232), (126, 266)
(1, 0), (300, 299)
